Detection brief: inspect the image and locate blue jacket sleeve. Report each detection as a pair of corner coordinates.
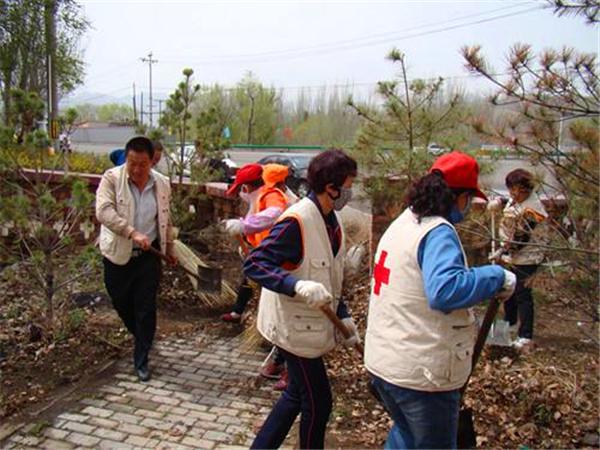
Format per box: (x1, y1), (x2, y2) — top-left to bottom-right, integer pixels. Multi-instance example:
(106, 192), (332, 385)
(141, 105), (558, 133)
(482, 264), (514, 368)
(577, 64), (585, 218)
(243, 217), (303, 297)
(417, 224), (505, 313)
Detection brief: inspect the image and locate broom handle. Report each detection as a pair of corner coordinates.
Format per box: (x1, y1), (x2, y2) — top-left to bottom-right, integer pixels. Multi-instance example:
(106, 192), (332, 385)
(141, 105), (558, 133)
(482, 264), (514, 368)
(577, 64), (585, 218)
(320, 305), (364, 354)
(146, 246), (201, 282)
(237, 235), (250, 257)
(460, 209), (502, 397)
(459, 298), (502, 398)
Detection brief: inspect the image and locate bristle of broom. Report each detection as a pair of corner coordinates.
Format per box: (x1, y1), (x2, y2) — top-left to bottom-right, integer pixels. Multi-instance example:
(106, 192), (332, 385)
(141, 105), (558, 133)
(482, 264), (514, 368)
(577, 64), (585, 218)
(173, 240), (237, 308)
(238, 321), (265, 354)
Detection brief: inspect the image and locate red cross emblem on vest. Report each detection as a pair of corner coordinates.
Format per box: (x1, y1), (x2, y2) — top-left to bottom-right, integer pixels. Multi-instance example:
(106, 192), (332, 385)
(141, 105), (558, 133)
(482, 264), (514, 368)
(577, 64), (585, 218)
(373, 250), (391, 296)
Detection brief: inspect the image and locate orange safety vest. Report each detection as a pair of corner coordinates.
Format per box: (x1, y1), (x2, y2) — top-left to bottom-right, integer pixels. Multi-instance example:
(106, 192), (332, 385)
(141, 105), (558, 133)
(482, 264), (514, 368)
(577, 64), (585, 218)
(246, 186), (289, 247)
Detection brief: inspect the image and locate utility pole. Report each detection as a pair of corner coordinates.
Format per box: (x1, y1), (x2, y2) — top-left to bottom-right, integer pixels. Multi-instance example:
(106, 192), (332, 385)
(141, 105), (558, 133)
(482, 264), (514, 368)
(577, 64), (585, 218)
(158, 99), (163, 123)
(140, 91), (144, 126)
(140, 52), (158, 129)
(132, 83), (137, 124)
(45, 0), (61, 169)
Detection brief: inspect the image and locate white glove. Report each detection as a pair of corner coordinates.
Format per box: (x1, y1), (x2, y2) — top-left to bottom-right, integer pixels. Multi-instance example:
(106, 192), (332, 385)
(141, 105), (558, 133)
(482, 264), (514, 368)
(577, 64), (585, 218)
(496, 269), (517, 302)
(486, 197), (505, 212)
(221, 219), (244, 236)
(345, 244), (365, 274)
(294, 280), (332, 308)
(336, 317), (360, 347)
(500, 253), (513, 265)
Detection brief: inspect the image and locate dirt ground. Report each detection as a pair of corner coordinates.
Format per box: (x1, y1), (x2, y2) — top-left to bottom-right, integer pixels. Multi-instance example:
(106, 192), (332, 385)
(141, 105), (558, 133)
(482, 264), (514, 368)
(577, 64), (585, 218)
(1, 231), (598, 448)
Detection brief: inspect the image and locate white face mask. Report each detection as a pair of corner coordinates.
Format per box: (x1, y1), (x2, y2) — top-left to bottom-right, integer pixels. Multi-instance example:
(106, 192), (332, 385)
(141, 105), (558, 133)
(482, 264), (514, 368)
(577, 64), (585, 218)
(240, 188), (260, 204)
(331, 186), (353, 211)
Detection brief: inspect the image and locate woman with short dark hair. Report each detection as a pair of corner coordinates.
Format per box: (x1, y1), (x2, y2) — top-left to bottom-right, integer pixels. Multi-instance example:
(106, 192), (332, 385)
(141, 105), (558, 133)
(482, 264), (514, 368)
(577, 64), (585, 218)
(243, 149), (359, 449)
(365, 152), (517, 449)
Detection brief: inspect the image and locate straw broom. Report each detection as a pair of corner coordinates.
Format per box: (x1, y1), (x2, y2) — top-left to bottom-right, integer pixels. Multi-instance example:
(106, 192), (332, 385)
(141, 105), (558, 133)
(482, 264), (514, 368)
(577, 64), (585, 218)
(173, 239), (237, 308)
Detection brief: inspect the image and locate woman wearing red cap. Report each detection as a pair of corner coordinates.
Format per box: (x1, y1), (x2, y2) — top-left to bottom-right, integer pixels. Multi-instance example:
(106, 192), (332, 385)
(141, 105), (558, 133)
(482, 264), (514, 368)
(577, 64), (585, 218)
(221, 163), (296, 324)
(364, 151), (517, 449)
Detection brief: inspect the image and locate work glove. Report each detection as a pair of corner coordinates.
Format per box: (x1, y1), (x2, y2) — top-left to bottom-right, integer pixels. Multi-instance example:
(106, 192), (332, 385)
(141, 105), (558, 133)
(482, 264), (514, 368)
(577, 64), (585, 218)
(221, 219), (244, 236)
(500, 253), (513, 265)
(294, 280), (332, 308)
(345, 244), (365, 274)
(486, 197), (505, 212)
(336, 317), (360, 347)
(496, 269), (517, 302)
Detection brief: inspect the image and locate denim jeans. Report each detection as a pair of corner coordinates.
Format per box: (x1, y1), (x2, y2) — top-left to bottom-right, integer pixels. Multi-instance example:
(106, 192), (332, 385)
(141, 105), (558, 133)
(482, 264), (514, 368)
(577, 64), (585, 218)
(503, 264), (538, 339)
(251, 347), (332, 449)
(371, 375), (461, 449)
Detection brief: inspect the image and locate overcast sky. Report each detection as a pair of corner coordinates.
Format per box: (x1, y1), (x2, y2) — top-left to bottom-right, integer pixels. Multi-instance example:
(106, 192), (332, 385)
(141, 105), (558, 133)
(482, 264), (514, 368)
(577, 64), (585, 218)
(68, 0), (598, 105)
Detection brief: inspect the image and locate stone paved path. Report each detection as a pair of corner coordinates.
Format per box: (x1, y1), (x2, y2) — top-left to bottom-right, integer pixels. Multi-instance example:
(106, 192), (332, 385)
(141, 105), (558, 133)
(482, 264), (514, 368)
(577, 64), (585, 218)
(2, 330), (280, 449)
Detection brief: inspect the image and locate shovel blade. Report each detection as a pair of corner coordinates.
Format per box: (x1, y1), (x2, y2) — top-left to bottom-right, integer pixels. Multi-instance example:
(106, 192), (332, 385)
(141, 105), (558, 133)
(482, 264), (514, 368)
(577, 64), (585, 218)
(486, 319), (513, 347)
(457, 407), (477, 449)
(197, 265), (222, 294)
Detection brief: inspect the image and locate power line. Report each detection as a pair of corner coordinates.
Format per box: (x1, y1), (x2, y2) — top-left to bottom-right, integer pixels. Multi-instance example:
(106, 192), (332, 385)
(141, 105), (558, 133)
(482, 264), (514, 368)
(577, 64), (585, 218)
(160, 5), (542, 65)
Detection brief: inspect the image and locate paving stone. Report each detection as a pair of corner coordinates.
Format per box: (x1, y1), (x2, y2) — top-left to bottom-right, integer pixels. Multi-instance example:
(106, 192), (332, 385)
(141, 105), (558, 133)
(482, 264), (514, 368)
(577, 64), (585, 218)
(151, 394), (181, 406)
(145, 386), (171, 396)
(80, 398), (109, 408)
(64, 431), (101, 447)
(129, 398), (163, 411)
(103, 393), (130, 404)
(180, 401), (209, 412)
(39, 438), (75, 449)
(118, 422), (150, 436)
(140, 417), (172, 431)
(209, 406), (239, 417)
(81, 406), (114, 418)
(56, 412), (88, 423)
(92, 426), (127, 441)
(43, 427), (70, 440)
(61, 421), (96, 434)
(98, 438), (133, 449)
(136, 408), (164, 419)
(181, 436), (216, 449)
(88, 417), (119, 429)
(203, 430), (230, 442)
(98, 385), (125, 395)
(111, 412), (140, 425)
(109, 403), (136, 414)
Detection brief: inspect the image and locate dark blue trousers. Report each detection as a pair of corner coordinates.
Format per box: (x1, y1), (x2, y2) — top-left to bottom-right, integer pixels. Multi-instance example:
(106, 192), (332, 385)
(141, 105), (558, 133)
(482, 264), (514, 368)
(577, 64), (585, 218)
(251, 347), (332, 449)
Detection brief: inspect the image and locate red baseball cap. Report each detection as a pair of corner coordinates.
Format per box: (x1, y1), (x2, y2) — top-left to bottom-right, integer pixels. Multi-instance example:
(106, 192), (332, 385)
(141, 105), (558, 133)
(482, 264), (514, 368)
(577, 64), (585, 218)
(226, 163), (263, 196)
(429, 151), (487, 200)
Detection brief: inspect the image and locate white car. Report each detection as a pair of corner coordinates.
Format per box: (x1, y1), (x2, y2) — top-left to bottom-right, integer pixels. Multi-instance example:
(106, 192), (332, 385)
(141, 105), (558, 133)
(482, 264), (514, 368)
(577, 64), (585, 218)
(427, 143), (447, 156)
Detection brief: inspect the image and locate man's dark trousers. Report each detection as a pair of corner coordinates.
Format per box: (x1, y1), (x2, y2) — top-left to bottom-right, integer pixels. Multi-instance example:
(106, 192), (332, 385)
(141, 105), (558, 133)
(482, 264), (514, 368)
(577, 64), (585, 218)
(103, 251), (160, 371)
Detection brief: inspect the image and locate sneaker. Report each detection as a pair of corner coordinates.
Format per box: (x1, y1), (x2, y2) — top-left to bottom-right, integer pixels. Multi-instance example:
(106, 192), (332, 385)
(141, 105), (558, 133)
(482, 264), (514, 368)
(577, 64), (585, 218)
(221, 312), (241, 323)
(512, 337), (533, 350)
(260, 362), (284, 380)
(273, 369), (288, 391)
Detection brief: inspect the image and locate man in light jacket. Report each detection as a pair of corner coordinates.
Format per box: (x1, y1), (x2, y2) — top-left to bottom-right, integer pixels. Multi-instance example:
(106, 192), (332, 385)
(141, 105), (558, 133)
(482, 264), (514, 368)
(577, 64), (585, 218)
(96, 136), (175, 382)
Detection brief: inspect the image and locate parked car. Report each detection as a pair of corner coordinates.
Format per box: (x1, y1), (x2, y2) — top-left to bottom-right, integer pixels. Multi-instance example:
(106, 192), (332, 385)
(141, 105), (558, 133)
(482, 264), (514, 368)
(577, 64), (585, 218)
(427, 143), (448, 156)
(167, 144), (238, 182)
(257, 153), (314, 197)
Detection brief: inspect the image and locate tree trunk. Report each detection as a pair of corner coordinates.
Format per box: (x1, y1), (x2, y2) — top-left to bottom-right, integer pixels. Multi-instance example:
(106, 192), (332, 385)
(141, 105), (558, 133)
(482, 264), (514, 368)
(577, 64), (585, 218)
(45, 251), (54, 332)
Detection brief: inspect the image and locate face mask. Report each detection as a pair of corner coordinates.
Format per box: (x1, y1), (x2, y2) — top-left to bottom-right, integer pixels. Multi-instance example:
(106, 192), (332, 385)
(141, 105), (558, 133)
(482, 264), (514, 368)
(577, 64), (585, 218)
(448, 195), (472, 224)
(239, 189), (260, 204)
(330, 187), (353, 211)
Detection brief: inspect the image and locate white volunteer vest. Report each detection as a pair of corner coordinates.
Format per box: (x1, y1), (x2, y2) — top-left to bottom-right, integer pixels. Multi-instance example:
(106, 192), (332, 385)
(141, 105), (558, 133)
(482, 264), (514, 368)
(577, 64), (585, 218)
(364, 208), (477, 391)
(256, 198), (345, 358)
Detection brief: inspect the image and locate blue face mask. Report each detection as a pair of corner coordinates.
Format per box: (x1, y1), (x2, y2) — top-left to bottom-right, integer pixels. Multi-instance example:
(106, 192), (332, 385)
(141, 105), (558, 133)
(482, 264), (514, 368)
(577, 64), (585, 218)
(449, 196), (472, 224)
(448, 206), (464, 224)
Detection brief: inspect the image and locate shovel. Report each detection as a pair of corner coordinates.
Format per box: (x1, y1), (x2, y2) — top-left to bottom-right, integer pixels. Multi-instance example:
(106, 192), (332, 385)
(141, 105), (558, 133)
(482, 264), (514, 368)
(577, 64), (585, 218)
(457, 297), (501, 449)
(146, 246), (222, 294)
(485, 209), (513, 347)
